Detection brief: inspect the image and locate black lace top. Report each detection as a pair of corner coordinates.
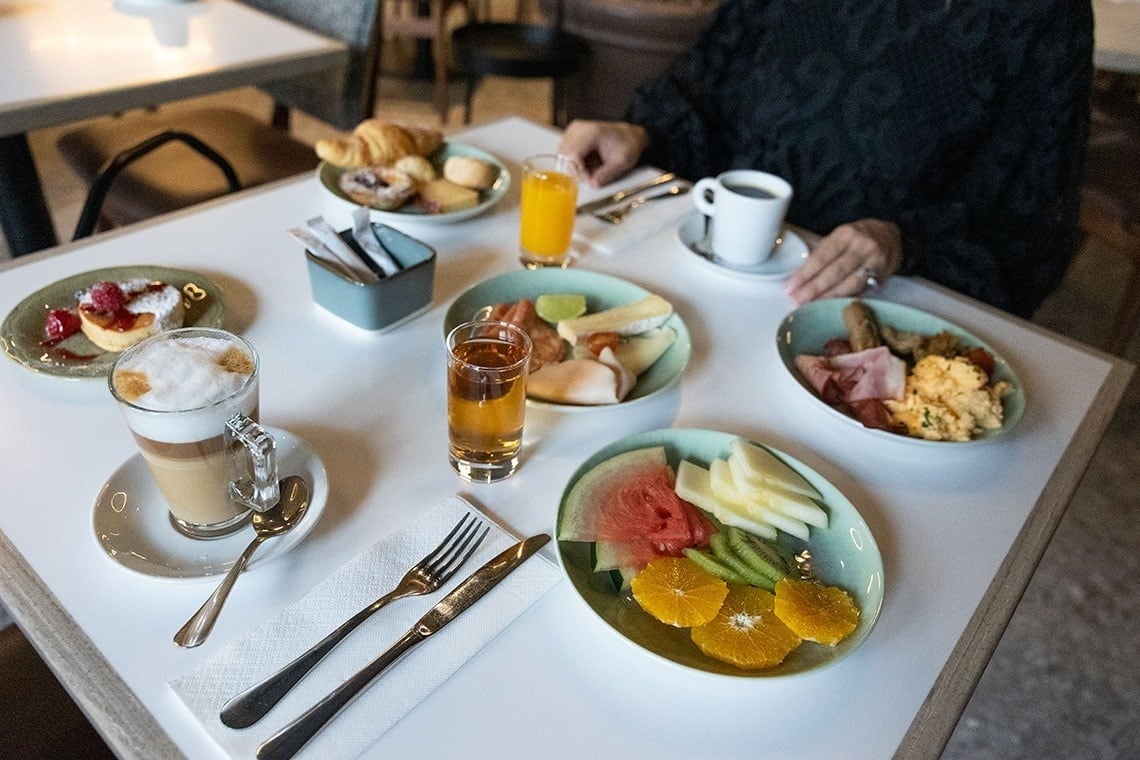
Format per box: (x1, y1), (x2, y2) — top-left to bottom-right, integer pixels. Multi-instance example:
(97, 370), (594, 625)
(627, 0), (1094, 316)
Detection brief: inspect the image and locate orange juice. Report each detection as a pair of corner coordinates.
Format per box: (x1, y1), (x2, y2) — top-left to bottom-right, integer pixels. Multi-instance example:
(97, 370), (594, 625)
(519, 154), (580, 268)
(446, 322), (532, 482)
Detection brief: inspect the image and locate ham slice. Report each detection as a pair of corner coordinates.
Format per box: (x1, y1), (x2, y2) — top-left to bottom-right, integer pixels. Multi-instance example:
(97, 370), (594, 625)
(794, 346), (906, 404)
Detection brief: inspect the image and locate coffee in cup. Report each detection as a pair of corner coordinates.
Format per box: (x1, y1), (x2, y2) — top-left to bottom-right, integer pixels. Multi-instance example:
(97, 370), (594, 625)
(692, 170), (792, 266)
(109, 328), (280, 539)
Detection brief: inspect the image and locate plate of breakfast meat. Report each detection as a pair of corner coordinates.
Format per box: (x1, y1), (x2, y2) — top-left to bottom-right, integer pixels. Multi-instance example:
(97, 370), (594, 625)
(555, 427), (884, 678)
(0, 266), (225, 378)
(776, 298), (1025, 444)
(315, 120), (510, 223)
(444, 269), (691, 411)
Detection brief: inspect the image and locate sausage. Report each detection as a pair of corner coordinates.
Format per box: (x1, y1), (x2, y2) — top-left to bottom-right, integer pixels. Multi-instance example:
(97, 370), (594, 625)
(842, 300), (882, 352)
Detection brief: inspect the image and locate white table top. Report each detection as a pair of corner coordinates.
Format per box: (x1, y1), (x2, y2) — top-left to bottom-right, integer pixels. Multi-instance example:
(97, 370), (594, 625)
(1094, 0), (1140, 74)
(0, 117), (1132, 760)
(0, 0), (347, 136)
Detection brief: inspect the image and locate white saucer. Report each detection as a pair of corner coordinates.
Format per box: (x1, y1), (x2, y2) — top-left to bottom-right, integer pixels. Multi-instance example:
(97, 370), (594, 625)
(93, 427), (329, 582)
(677, 212), (809, 281)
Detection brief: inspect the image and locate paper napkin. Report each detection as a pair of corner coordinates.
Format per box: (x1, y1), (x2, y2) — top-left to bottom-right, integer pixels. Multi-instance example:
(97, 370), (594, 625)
(171, 497), (561, 760)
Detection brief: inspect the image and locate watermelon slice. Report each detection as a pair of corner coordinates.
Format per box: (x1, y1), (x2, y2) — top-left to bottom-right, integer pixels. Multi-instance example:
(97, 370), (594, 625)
(560, 446), (715, 574)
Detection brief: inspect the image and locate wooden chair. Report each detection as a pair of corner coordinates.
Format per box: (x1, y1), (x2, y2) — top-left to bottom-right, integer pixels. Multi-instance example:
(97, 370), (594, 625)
(450, 0), (587, 126)
(383, 0), (479, 124)
(1079, 73), (1140, 355)
(54, 0), (385, 238)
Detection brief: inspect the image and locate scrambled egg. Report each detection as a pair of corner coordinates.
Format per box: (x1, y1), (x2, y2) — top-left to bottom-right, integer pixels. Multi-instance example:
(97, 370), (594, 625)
(884, 355), (1009, 441)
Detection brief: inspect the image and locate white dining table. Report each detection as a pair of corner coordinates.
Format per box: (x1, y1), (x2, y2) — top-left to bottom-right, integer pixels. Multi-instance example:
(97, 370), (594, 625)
(0, 117), (1133, 760)
(1094, 0), (1140, 74)
(0, 0), (347, 257)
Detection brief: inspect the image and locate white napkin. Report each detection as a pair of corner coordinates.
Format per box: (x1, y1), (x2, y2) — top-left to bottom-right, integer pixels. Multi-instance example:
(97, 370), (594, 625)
(573, 173), (694, 256)
(170, 497), (561, 759)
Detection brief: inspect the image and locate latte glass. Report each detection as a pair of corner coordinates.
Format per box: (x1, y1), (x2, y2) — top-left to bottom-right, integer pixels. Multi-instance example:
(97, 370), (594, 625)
(109, 328), (279, 539)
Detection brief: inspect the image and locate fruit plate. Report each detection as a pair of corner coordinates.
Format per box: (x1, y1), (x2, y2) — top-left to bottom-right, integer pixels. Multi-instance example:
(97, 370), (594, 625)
(0, 266), (225, 379)
(776, 297), (1025, 444)
(317, 142), (511, 224)
(555, 428), (884, 679)
(444, 269), (691, 412)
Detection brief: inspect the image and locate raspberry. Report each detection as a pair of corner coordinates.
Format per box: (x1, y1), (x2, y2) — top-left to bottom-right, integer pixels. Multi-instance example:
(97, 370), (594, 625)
(45, 309), (82, 341)
(87, 281), (126, 312)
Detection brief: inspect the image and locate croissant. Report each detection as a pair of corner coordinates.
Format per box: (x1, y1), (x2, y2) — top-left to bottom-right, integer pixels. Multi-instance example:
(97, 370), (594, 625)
(315, 121), (444, 169)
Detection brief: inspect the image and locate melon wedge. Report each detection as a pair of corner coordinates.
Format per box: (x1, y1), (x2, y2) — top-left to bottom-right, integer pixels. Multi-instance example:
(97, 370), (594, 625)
(729, 438), (820, 500)
(558, 446), (669, 541)
(556, 294), (673, 343)
(709, 459), (810, 541)
(727, 454), (828, 528)
(675, 460), (778, 541)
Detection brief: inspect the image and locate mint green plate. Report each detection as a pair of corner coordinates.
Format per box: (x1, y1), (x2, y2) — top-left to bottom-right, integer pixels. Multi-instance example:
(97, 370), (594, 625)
(317, 142), (510, 223)
(445, 269), (691, 412)
(0, 266), (224, 379)
(555, 428), (884, 679)
(776, 298), (1025, 444)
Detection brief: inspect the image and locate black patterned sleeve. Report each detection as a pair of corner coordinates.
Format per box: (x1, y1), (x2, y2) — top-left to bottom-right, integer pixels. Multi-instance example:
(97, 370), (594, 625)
(895, 5), (1093, 317)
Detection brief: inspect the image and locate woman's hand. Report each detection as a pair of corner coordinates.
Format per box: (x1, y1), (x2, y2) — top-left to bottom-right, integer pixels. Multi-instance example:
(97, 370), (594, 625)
(784, 219), (903, 304)
(558, 120), (649, 187)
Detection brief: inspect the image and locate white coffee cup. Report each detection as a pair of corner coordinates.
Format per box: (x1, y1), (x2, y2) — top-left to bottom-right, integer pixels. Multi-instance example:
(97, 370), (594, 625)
(693, 170), (792, 266)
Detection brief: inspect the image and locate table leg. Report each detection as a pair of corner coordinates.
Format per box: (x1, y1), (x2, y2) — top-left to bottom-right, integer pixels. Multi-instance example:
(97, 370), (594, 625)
(0, 133), (59, 257)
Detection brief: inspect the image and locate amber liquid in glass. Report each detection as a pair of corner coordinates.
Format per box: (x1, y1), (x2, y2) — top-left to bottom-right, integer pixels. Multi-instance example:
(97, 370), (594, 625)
(447, 337), (528, 481)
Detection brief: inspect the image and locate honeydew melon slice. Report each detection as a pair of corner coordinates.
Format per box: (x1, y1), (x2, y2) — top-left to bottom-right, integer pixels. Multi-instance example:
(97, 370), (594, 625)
(709, 459), (810, 541)
(556, 294), (673, 343)
(727, 453), (828, 528)
(612, 326), (677, 376)
(729, 438), (820, 500)
(675, 460), (778, 541)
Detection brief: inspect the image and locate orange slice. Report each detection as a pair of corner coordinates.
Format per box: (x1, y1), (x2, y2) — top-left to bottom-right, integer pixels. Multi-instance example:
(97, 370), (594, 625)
(773, 577), (860, 646)
(630, 556), (728, 628)
(690, 586), (801, 669)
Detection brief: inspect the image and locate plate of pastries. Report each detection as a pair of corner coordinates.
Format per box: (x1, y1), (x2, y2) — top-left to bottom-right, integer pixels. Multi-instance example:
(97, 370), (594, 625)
(315, 120), (510, 223)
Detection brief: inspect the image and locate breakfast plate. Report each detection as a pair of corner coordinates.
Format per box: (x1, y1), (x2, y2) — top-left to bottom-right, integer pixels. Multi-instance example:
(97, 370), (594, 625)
(93, 428), (328, 581)
(776, 298), (1025, 444)
(444, 269), (691, 412)
(0, 266), (224, 379)
(555, 428), (884, 679)
(317, 142), (510, 224)
(677, 211), (808, 281)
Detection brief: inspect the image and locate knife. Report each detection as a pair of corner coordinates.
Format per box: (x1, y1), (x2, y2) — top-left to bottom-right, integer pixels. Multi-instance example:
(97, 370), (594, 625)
(576, 172), (677, 215)
(256, 533), (551, 760)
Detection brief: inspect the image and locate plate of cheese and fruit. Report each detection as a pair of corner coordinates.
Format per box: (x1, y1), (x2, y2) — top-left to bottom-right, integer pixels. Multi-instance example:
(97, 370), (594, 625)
(315, 120), (510, 223)
(555, 428), (884, 678)
(444, 269), (690, 411)
(778, 298), (1025, 444)
(0, 266), (224, 378)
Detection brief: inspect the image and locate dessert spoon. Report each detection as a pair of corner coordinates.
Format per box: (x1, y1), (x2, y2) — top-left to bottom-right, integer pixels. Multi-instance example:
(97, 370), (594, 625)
(174, 475), (310, 648)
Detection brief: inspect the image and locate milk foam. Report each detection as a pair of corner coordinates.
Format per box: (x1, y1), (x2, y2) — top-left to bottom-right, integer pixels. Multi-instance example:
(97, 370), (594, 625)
(114, 335), (257, 443)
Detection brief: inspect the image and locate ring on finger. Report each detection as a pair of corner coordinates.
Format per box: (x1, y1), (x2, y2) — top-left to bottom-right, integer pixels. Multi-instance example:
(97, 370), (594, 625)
(856, 265), (880, 291)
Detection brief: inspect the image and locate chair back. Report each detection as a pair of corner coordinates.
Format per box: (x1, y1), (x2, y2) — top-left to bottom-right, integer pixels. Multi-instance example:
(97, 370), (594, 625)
(237, 0), (383, 130)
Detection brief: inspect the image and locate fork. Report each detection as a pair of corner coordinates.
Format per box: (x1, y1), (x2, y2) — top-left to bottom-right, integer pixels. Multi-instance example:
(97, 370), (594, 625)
(593, 183), (690, 224)
(219, 513), (489, 729)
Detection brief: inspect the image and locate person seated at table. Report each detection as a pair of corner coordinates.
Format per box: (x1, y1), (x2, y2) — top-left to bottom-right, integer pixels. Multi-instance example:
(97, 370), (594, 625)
(558, 0), (1094, 318)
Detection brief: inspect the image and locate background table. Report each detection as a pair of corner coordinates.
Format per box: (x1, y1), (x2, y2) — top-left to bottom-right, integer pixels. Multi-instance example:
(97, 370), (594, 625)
(0, 118), (1132, 759)
(0, 0), (346, 257)
(1094, 0), (1140, 73)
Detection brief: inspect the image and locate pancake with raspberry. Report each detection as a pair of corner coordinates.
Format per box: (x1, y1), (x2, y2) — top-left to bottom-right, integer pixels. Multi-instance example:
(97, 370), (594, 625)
(77, 279), (186, 352)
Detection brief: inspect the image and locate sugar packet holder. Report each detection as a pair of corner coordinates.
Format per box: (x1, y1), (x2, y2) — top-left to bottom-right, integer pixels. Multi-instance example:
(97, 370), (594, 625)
(294, 213), (436, 331)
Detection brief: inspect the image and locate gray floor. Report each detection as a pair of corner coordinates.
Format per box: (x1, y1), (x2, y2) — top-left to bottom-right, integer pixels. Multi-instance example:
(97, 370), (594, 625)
(1, 70), (1137, 759)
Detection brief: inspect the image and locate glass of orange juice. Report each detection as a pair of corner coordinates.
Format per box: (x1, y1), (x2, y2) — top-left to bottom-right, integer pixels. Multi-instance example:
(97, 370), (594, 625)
(519, 154), (581, 269)
(446, 321), (532, 483)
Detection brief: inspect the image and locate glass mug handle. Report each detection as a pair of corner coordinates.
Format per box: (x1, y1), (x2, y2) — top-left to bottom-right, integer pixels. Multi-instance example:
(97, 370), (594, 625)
(225, 413), (280, 512)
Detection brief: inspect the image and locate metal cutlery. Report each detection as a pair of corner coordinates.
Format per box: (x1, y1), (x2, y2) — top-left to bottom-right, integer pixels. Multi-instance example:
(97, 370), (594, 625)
(255, 533), (550, 760)
(593, 183), (691, 224)
(576, 172), (677, 215)
(219, 513), (489, 729)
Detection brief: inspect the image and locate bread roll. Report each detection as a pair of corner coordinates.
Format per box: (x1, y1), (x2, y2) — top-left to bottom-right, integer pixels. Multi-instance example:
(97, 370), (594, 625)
(442, 155), (498, 190)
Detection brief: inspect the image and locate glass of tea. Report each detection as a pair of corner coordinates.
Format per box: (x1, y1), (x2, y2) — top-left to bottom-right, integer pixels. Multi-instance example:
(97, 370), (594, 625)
(518, 154), (581, 269)
(446, 320), (533, 482)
